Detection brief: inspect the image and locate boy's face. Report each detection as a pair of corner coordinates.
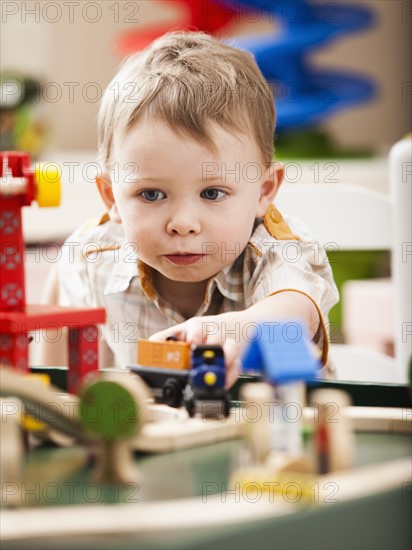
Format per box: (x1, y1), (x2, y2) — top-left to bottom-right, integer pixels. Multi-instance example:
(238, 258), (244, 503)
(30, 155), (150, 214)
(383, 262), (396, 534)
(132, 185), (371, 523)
(100, 119), (281, 286)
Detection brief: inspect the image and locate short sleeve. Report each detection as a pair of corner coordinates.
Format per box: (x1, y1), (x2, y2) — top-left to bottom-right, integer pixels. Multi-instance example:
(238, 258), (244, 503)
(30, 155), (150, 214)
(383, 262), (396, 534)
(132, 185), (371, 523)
(247, 231), (339, 365)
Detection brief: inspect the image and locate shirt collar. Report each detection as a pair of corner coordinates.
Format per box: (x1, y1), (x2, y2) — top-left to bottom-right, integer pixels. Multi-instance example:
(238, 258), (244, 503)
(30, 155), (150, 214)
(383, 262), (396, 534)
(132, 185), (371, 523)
(103, 205), (295, 300)
(104, 243), (139, 295)
(103, 232), (260, 303)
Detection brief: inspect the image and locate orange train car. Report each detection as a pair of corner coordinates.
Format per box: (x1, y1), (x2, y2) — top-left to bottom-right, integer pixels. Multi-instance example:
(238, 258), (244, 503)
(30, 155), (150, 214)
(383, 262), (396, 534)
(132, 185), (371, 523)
(133, 339), (230, 414)
(137, 339), (191, 370)
(133, 338), (191, 407)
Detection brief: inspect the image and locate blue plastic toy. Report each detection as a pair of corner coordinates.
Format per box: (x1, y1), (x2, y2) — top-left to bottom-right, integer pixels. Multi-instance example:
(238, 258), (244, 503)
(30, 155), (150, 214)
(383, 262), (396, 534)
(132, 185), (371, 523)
(184, 345), (230, 418)
(241, 321), (320, 383)
(220, 0), (376, 131)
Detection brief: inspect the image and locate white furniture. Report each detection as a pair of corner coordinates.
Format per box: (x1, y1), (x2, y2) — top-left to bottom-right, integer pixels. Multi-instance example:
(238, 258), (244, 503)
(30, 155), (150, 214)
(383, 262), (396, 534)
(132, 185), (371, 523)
(389, 138), (412, 382)
(278, 139), (411, 383)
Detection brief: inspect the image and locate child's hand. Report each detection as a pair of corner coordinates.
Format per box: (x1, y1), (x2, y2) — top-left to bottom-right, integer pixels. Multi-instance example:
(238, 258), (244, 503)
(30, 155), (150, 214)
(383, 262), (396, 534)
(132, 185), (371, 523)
(149, 315), (242, 388)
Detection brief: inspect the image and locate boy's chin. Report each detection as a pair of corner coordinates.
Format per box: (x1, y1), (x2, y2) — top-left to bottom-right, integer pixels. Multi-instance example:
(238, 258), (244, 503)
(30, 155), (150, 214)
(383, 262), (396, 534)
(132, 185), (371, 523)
(164, 272), (212, 284)
(156, 268), (219, 284)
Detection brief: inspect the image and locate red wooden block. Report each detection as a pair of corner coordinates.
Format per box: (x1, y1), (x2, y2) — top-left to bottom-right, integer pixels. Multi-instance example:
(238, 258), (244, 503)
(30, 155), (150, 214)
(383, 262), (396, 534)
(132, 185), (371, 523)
(0, 305), (106, 333)
(1, 197), (26, 310)
(68, 325), (100, 393)
(0, 332), (29, 372)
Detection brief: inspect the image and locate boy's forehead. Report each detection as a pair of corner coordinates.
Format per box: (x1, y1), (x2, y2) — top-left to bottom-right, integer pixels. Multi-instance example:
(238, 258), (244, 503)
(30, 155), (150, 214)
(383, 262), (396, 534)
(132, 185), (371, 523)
(110, 122), (272, 188)
(115, 118), (261, 166)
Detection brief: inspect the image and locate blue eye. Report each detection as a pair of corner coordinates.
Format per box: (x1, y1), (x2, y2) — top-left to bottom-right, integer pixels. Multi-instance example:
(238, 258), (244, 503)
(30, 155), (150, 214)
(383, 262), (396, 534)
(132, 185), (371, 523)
(140, 190), (165, 202)
(201, 188), (227, 201)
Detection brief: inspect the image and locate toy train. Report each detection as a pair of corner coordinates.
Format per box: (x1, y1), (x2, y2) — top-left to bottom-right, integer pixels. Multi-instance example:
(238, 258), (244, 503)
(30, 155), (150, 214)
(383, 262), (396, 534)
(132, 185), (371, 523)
(129, 338), (230, 418)
(183, 345), (230, 418)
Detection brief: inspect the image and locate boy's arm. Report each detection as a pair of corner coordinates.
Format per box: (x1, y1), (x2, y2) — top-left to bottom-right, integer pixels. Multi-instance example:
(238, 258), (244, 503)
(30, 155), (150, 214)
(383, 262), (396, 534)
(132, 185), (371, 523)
(150, 291), (319, 387)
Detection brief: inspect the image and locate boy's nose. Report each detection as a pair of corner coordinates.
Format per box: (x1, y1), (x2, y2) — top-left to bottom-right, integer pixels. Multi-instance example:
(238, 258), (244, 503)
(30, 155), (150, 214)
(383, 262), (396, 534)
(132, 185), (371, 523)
(166, 208), (201, 236)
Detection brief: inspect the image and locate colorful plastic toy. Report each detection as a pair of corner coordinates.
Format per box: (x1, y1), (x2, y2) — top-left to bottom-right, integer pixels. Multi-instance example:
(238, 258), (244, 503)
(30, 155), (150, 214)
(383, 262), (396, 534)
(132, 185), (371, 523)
(117, 0), (375, 136)
(133, 337), (191, 407)
(183, 345), (230, 419)
(131, 339), (230, 416)
(137, 338), (191, 370)
(241, 321), (319, 456)
(231, 322), (354, 498)
(241, 321), (320, 382)
(0, 151), (105, 393)
(0, 72), (49, 157)
(310, 388), (354, 474)
(221, 0), (376, 131)
(116, 0), (236, 56)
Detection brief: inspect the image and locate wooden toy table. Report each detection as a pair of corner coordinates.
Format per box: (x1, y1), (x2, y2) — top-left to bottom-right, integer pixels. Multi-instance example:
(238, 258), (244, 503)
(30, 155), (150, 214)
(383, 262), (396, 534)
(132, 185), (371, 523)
(1, 376), (411, 550)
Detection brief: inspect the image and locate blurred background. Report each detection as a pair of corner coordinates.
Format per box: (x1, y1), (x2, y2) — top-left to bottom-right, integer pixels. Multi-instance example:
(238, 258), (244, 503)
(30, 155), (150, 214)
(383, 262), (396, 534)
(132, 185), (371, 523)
(1, 0), (411, 165)
(1, 0), (411, 366)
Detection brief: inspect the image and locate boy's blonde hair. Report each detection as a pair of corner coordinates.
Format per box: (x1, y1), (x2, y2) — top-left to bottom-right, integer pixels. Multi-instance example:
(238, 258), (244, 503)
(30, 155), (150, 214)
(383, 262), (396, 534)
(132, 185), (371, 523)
(97, 31), (275, 171)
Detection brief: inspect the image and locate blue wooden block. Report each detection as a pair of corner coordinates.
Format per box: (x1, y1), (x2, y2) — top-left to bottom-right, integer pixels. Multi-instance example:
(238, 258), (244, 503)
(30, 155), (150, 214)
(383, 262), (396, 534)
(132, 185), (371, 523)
(241, 321), (320, 383)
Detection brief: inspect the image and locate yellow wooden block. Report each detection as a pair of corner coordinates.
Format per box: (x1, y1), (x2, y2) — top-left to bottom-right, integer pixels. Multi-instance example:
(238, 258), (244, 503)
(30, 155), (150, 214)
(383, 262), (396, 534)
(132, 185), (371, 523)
(22, 373), (50, 432)
(35, 162), (61, 207)
(230, 467), (318, 503)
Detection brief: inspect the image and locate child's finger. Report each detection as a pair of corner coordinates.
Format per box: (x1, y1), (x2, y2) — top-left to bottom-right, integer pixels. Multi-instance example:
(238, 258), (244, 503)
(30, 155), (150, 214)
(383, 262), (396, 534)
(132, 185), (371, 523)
(184, 319), (205, 345)
(148, 324), (186, 341)
(226, 357), (241, 388)
(222, 338), (241, 388)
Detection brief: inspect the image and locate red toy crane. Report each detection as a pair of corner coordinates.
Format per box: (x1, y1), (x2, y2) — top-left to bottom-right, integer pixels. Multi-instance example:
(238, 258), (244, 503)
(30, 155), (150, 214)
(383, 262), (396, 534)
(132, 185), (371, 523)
(0, 151), (105, 393)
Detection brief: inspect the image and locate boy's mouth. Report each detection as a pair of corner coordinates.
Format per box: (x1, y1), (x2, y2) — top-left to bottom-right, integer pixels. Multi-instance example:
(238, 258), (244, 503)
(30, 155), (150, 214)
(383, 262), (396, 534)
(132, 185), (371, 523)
(164, 254), (205, 265)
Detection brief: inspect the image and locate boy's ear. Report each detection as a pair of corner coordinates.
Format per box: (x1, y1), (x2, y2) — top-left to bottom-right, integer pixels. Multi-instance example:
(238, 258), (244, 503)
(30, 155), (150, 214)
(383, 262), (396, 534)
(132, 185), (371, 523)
(256, 161), (284, 217)
(95, 175), (122, 223)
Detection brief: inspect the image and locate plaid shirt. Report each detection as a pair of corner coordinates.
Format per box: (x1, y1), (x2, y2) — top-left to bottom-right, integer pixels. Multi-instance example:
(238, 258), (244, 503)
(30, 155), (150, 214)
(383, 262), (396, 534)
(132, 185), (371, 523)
(58, 205), (339, 368)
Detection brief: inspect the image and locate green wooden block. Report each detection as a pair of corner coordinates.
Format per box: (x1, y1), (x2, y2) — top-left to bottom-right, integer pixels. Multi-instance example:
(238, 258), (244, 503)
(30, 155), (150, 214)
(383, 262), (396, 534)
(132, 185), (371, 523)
(79, 381), (139, 440)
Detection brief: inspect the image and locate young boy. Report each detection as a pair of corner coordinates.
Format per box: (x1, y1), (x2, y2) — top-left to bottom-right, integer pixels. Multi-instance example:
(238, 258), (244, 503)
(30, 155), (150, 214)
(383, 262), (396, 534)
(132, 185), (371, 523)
(46, 32), (338, 385)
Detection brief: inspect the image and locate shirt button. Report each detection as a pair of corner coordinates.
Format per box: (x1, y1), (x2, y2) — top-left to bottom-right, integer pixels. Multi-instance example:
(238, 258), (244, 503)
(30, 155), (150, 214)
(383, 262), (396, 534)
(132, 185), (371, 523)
(270, 210), (280, 223)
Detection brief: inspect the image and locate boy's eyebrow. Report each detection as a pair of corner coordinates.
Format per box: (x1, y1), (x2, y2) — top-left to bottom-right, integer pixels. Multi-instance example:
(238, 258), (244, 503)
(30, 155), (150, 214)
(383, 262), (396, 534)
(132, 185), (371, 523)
(129, 176), (231, 183)
(128, 176), (169, 183)
(125, 174), (238, 185)
(202, 175), (237, 183)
